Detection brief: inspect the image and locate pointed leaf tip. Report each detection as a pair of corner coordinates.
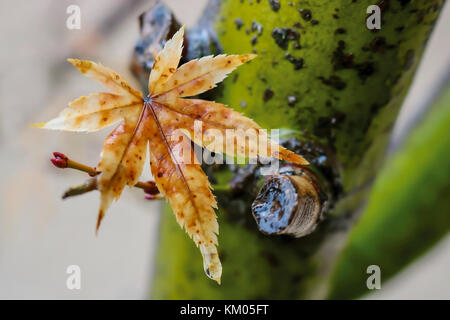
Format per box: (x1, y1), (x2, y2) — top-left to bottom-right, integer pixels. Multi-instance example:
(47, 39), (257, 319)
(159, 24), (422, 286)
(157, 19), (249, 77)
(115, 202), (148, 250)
(96, 210), (104, 235)
(29, 122), (46, 128)
(67, 58), (81, 67)
(148, 25), (186, 95)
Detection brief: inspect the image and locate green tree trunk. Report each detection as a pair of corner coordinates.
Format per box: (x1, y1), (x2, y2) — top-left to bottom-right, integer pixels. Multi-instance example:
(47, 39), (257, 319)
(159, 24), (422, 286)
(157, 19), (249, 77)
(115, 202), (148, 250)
(149, 0), (445, 299)
(328, 82), (450, 299)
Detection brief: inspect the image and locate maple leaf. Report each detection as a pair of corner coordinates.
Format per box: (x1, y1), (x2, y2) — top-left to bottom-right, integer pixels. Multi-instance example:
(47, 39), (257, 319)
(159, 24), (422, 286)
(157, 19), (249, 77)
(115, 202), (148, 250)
(33, 26), (308, 283)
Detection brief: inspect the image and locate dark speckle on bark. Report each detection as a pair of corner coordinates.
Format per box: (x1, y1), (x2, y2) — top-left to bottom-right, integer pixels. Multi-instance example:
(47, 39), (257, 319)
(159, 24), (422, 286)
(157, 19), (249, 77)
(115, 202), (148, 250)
(332, 40), (376, 82)
(298, 8), (312, 21)
(271, 27), (300, 50)
(234, 18), (244, 30)
(333, 41), (354, 69)
(285, 53), (304, 70)
(268, 0), (281, 12)
(263, 88), (274, 101)
(366, 37), (396, 53)
(251, 21), (263, 35)
(355, 62), (375, 82)
(318, 75), (347, 90)
(334, 28), (346, 35)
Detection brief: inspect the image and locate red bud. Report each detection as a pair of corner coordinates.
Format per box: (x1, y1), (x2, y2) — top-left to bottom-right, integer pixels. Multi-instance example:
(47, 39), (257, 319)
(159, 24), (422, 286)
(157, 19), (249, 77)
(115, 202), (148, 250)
(53, 152), (68, 161)
(50, 152), (68, 168)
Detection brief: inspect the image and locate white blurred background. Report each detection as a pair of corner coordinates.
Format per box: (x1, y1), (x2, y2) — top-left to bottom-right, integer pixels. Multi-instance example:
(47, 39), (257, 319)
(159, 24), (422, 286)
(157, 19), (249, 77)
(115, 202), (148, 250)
(0, 0), (448, 299)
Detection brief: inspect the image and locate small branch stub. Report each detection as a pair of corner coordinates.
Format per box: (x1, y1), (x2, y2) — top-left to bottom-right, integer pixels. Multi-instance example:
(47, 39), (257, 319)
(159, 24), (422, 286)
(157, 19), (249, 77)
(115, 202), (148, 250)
(62, 178), (97, 199)
(252, 165), (326, 238)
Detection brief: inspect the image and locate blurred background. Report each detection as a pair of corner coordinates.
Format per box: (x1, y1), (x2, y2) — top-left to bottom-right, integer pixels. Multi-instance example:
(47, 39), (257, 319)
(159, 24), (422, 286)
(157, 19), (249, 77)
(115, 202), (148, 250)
(0, 0), (448, 299)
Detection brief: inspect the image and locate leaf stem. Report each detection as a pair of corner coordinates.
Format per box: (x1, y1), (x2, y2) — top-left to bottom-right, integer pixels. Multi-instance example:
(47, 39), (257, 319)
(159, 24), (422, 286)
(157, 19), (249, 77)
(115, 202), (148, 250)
(67, 159), (99, 176)
(51, 152), (160, 197)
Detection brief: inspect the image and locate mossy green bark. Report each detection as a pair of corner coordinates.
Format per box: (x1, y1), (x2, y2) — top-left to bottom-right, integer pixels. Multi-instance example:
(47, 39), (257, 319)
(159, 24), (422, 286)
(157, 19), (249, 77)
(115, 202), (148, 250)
(153, 205), (317, 299)
(151, 0), (445, 299)
(214, 0), (442, 190)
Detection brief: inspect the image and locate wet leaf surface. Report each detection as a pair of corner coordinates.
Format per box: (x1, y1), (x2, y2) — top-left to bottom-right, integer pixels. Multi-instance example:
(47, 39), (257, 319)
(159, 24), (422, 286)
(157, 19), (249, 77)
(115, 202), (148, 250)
(35, 26), (307, 283)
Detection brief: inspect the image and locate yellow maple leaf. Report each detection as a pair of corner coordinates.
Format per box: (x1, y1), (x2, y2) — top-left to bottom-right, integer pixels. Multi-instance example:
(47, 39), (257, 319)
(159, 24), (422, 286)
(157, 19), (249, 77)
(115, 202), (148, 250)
(33, 26), (308, 283)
